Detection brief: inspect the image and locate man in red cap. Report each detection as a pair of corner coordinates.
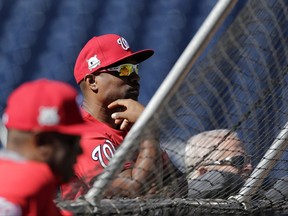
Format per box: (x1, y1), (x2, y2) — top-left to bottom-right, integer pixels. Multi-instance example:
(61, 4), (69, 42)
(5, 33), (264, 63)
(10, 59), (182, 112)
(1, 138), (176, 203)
(0, 79), (95, 216)
(61, 34), (163, 199)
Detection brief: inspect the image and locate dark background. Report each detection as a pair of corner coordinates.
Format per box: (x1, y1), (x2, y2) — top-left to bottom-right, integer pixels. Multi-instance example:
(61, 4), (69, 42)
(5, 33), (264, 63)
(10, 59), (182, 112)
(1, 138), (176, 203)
(0, 0), (247, 112)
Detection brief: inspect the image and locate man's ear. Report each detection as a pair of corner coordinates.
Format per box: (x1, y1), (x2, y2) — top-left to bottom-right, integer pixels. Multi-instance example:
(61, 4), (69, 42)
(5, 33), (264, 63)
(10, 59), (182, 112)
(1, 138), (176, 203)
(198, 166), (208, 176)
(84, 74), (97, 91)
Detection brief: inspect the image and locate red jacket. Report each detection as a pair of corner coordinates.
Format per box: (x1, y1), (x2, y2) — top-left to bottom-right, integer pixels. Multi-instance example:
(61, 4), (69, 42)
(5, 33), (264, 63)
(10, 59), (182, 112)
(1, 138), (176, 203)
(61, 109), (130, 200)
(0, 152), (72, 216)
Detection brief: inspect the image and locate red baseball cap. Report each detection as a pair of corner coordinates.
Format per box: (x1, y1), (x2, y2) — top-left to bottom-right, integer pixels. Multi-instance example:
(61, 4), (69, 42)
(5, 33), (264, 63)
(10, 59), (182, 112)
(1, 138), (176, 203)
(3, 79), (94, 135)
(74, 34), (154, 83)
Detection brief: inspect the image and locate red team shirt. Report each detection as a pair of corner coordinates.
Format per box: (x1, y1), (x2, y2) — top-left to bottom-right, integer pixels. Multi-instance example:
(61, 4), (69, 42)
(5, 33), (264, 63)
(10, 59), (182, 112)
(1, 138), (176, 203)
(0, 151), (72, 216)
(61, 109), (131, 199)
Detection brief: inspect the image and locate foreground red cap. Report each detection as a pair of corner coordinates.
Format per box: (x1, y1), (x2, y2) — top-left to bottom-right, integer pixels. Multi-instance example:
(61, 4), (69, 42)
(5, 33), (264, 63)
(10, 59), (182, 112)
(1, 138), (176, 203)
(74, 34), (154, 83)
(3, 79), (94, 135)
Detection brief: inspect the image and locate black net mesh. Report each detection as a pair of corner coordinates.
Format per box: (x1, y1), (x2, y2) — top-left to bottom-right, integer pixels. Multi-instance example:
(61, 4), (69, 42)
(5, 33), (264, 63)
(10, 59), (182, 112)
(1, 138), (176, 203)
(57, 0), (288, 215)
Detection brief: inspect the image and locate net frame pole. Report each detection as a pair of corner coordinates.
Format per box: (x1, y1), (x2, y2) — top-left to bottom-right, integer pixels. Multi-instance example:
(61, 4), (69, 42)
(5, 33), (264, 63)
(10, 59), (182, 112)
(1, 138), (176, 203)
(85, 0), (238, 206)
(230, 121), (288, 206)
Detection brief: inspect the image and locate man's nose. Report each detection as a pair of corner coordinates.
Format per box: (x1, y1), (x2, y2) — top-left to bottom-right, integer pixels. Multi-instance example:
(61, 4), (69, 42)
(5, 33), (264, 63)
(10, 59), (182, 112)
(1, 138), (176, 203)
(243, 163), (253, 173)
(129, 72), (140, 82)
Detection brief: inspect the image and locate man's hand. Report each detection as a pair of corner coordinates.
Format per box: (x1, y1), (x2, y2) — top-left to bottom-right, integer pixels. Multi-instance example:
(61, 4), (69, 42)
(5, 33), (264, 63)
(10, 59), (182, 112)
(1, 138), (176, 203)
(108, 99), (144, 131)
(102, 139), (163, 198)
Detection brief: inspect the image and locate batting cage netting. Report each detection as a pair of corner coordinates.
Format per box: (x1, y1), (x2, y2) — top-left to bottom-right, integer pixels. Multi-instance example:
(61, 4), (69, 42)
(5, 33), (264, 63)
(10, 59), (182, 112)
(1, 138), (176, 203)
(56, 0), (288, 215)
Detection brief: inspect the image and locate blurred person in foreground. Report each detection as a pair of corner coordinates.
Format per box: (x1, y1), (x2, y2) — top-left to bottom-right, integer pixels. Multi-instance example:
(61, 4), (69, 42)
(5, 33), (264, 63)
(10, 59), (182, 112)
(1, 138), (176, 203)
(0, 79), (95, 216)
(61, 34), (164, 200)
(185, 129), (253, 199)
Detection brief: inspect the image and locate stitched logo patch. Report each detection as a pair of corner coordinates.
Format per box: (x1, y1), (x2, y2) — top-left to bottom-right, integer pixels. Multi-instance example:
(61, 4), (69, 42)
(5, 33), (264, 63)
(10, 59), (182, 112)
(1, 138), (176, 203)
(87, 55), (101, 71)
(38, 107), (60, 126)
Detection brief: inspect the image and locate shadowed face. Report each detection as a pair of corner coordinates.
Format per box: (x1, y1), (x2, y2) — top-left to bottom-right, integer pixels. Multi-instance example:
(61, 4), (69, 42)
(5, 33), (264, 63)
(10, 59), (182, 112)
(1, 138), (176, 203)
(185, 131), (253, 180)
(36, 132), (83, 183)
(96, 69), (140, 102)
(202, 137), (253, 179)
(82, 59), (142, 108)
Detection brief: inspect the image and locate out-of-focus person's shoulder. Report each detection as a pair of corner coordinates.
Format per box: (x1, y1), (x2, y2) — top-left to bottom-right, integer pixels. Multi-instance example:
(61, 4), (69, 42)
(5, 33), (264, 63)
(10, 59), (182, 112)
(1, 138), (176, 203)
(0, 159), (55, 194)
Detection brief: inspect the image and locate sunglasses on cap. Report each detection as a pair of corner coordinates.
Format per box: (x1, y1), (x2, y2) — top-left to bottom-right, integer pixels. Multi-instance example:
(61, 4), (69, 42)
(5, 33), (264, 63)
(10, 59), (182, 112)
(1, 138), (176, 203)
(103, 64), (139, 76)
(202, 155), (251, 169)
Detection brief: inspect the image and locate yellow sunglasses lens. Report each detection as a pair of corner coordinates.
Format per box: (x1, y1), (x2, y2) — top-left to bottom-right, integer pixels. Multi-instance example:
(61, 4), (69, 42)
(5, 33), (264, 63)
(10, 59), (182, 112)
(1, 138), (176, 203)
(119, 65), (133, 76)
(106, 64), (139, 76)
(109, 64), (138, 76)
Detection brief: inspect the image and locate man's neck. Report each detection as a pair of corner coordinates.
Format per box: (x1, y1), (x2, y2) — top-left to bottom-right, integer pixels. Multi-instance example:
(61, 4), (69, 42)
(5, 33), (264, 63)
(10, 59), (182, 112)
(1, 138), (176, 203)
(82, 101), (118, 129)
